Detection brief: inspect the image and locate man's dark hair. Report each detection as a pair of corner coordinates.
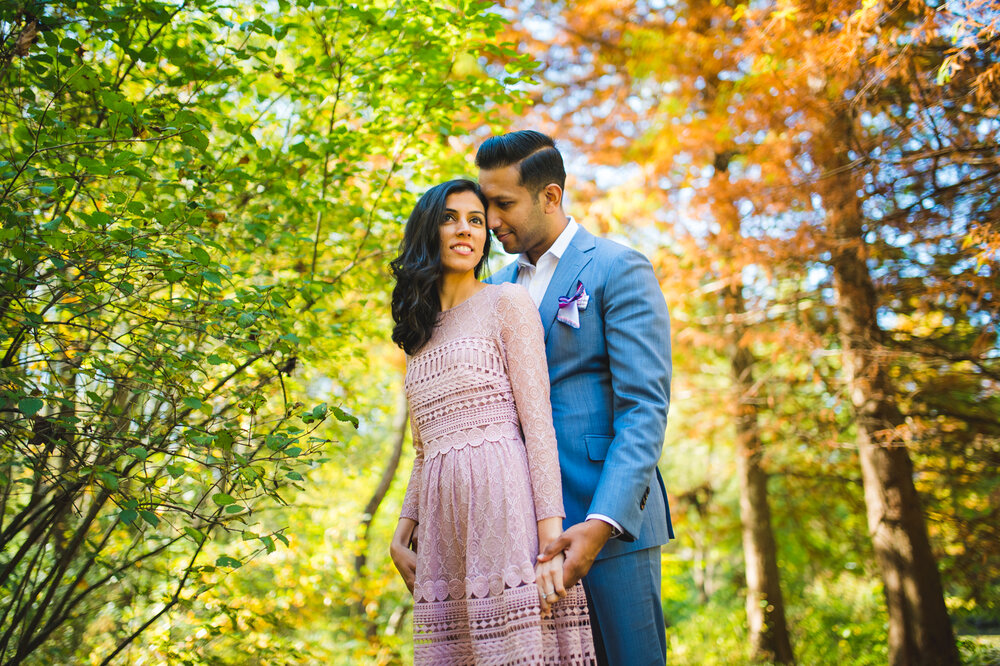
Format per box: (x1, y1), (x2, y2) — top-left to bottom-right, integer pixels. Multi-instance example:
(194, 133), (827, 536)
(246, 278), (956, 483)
(475, 130), (566, 194)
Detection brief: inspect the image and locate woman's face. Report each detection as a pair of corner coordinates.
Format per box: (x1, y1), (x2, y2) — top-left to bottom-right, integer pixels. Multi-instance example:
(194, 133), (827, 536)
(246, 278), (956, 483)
(438, 190), (487, 275)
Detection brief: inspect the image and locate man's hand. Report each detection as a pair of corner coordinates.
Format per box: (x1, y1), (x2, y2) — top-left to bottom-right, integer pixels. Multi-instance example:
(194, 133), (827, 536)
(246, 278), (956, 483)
(389, 518), (418, 593)
(537, 519), (613, 588)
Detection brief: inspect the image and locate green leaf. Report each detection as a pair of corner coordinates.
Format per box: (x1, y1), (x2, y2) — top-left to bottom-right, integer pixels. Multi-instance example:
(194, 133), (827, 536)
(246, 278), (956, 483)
(215, 430), (234, 449)
(184, 526), (206, 544)
(215, 555), (242, 568)
(333, 405), (359, 429)
(301, 402), (326, 424)
(127, 446), (148, 460)
(191, 246), (211, 266)
(139, 510), (159, 526)
(166, 464), (185, 479)
(212, 493), (236, 506)
(182, 128), (210, 152)
(286, 471), (303, 481)
(237, 312), (256, 328)
(119, 509), (138, 525)
(181, 397), (203, 410)
(97, 472), (119, 491)
(18, 397), (43, 416)
(224, 504), (245, 514)
(274, 533), (289, 547)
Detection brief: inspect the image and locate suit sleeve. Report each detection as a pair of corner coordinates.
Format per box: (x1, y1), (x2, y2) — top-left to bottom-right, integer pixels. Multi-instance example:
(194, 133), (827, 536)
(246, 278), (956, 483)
(588, 250), (671, 540)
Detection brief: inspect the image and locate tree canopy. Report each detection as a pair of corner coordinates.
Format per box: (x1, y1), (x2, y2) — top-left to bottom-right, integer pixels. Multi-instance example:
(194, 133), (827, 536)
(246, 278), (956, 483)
(2, 0), (998, 664)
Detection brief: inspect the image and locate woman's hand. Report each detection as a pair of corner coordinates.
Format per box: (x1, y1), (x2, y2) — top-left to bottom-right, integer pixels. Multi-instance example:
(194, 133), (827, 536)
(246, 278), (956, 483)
(535, 516), (566, 614)
(535, 550), (566, 616)
(390, 518), (418, 593)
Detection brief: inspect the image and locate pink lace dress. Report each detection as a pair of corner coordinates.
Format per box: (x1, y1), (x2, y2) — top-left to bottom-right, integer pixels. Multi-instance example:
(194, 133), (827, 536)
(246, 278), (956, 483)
(400, 283), (595, 665)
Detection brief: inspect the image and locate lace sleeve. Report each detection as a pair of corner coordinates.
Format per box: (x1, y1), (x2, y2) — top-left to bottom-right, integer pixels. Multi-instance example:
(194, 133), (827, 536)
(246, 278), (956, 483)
(497, 284), (564, 521)
(400, 411), (423, 522)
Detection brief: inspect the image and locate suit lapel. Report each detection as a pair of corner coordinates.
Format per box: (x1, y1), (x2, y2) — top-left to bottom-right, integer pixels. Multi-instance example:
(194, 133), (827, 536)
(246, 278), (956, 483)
(540, 226), (596, 342)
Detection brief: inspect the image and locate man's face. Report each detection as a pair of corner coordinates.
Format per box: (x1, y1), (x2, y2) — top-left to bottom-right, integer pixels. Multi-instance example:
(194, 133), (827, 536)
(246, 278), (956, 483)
(478, 164), (550, 262)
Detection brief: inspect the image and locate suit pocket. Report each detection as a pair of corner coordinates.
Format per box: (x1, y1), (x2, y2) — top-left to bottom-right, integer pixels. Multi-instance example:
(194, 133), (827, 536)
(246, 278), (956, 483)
(584, 435), (613, 461)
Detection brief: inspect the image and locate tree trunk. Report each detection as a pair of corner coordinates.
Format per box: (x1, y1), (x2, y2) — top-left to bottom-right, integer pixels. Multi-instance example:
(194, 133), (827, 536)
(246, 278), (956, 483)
(818, 113), (960, 666)
(352, 390), (408, 637)
(714, 156), (795, 664)
(725, 284), (795, 665)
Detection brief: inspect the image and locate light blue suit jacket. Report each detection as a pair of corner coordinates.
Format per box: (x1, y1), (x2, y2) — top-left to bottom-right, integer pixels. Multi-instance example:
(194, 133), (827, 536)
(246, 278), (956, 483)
(488, 224), (673, 560)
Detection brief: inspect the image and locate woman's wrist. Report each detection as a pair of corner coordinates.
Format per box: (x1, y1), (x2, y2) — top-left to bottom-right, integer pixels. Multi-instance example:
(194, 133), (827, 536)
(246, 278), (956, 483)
(536, 516), (563, 551)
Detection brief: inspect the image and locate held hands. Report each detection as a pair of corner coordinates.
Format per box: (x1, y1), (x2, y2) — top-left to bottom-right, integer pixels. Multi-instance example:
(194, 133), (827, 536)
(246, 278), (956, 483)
(537, 519), (613, 588)
(389, 518), (418, 594)
(535, 551), (566, 615)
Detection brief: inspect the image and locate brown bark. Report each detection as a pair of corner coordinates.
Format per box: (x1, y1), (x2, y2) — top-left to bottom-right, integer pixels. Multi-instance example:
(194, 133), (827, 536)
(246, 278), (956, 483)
(353, 394), (408, 575)
(353, 390), (408, 637)
(714, 158), (794, 664)
(726, 287), (795, 665)
(817, 112), (960, 666)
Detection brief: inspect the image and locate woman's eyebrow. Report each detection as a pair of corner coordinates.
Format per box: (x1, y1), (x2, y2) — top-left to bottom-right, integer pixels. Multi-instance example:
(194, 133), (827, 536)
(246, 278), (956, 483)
(445, 207), (486, 215)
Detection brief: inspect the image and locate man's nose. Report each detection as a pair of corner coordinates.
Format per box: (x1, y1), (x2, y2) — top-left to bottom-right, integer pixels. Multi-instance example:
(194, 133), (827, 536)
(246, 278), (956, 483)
(487, 210), (500, 230)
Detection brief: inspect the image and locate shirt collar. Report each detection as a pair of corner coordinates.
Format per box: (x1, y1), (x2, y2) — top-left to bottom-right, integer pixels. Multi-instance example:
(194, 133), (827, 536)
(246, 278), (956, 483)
(516, 217), (579, 270)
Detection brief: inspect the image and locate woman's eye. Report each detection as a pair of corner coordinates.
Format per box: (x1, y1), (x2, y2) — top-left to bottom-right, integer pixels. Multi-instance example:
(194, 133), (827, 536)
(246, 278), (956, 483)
(471, 217), (484, 225)
(442, 213), (455, 223)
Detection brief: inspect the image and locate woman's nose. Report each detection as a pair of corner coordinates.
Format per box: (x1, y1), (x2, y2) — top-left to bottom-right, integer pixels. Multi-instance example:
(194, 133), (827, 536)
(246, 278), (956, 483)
(455, 217), (472, 234)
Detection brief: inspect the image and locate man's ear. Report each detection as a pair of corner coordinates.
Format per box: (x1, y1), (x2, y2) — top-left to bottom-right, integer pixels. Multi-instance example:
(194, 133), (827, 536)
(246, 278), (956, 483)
(540, 183), (563, 213)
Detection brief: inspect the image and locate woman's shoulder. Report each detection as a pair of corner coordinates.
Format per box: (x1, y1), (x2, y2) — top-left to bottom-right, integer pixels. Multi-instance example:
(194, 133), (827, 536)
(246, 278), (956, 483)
(486, 283), (541, 333)
(488, 281), (532, 306)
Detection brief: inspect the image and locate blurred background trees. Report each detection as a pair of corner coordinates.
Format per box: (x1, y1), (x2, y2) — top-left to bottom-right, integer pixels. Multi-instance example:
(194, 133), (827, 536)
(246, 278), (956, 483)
(1, 0), (997, 664)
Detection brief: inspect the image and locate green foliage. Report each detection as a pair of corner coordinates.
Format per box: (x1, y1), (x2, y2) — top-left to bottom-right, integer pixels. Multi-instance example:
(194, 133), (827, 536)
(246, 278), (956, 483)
(0, 0), (531, 661)
(663, 573), (891, 666)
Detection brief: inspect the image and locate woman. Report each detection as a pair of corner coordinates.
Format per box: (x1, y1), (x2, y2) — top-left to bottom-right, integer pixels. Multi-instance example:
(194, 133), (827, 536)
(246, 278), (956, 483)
(389, 179), (595, 664)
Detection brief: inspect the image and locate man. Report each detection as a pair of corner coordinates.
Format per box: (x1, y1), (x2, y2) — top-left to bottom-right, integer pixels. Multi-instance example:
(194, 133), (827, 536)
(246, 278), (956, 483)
(478, 130), (673, 665)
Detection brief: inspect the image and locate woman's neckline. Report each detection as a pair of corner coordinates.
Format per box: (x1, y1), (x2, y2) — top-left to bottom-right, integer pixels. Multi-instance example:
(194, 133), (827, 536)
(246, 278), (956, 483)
(439, 283), (491, 316)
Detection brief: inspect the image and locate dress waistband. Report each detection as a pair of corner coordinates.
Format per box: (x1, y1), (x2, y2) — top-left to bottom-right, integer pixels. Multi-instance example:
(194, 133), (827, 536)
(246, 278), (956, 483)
(417, 399), (518, 440)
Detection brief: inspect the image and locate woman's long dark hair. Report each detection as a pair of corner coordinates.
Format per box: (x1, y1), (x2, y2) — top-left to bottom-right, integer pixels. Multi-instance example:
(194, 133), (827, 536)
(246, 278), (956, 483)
(390, 179), (491, 355)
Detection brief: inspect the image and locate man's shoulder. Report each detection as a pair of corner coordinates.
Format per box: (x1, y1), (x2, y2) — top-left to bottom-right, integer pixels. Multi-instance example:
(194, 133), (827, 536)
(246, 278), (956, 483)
(485, 261), (517, 284)
(588, 234), (652, 268)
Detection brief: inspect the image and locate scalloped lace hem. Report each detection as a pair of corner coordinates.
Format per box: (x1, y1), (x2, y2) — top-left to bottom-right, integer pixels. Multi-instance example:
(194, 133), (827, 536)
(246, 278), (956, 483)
(414, 562), (537, 602)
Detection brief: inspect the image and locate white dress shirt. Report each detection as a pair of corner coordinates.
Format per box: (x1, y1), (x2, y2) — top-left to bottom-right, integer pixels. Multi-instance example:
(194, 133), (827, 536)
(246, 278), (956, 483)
(516, 218), (580, 306)
(514, 218), (625, 538)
